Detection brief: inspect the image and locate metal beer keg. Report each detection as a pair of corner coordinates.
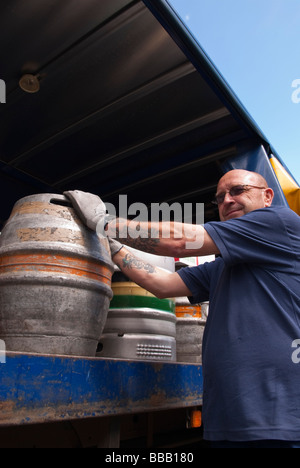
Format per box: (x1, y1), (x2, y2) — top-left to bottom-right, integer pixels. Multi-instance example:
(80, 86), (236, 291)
(175, 297), (207, 363)
(97, 248), (176, 361)
(0, 194), (114, 356)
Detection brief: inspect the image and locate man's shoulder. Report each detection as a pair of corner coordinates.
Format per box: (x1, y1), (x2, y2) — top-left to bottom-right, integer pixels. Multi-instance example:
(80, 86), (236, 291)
(229, 205), (298, 224)
(247, 205), (290, 215)
(250, 205), (299, 224)
(240, 206), (300, 246)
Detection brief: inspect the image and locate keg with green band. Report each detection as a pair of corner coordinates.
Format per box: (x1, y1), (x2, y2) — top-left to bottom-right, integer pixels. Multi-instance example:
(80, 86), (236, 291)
(110, 282), (175, 314)
(97, 251), (177, 361)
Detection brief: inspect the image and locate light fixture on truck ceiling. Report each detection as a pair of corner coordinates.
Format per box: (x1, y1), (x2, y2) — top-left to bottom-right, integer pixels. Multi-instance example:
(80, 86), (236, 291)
(19, 74), (40, 94)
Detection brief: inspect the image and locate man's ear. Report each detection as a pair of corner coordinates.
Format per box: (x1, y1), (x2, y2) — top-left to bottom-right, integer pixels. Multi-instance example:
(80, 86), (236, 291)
(264, 188), (274, 207)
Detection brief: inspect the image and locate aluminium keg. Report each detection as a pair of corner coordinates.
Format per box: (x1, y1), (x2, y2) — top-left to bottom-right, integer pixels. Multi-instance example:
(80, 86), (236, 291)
(0, 194), (114, 356)
(97, 248), (176, 361)
(175, 297), (207, 363)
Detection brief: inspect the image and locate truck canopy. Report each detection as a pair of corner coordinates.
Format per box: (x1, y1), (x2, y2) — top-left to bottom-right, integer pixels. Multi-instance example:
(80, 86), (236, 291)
(0, 0), (298, 227)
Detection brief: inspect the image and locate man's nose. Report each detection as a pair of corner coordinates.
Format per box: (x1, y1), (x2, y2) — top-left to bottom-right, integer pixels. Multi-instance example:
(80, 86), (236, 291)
(223, 192), (235, 204)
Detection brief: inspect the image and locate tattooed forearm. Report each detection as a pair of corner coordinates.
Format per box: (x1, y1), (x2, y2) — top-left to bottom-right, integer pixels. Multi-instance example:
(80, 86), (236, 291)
(122, 253), (156, 274)
(108, 219), (161, 254)
(124, 237), (160, 254)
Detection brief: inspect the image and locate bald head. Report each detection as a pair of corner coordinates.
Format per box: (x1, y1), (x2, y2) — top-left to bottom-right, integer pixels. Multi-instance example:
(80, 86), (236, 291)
(217, 169), (268, 189)
(216, 169), (274, 221)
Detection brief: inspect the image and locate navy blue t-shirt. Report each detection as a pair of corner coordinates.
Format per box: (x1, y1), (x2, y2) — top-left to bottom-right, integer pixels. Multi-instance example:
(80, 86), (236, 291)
(177, 206), (300, 441)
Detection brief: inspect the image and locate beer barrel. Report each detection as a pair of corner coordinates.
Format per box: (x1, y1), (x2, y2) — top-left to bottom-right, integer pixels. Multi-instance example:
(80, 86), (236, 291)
(97, 249), (176, 361)
(175, 297), (207, 363)
(0, 194), (114, 356)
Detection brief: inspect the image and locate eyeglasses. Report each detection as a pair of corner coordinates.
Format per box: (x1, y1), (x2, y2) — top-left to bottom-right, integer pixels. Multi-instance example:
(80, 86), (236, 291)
(212, 184), (267, 206)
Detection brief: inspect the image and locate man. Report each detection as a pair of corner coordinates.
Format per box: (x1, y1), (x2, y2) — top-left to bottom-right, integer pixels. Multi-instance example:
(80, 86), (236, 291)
(65, 169), (300, 447)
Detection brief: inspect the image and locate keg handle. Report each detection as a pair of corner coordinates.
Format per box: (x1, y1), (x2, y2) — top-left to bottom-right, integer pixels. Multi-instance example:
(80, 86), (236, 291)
(50, 195), (72, 208)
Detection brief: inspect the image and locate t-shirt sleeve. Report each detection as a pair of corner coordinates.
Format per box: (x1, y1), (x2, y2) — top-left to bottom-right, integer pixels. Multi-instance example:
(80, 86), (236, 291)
(204, 207), (295, 271)
(177, 258), (222, 304)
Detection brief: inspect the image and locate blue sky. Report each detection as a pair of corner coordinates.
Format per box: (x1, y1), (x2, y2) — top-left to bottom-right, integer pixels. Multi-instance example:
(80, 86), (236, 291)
(169, 0), (300, 184)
